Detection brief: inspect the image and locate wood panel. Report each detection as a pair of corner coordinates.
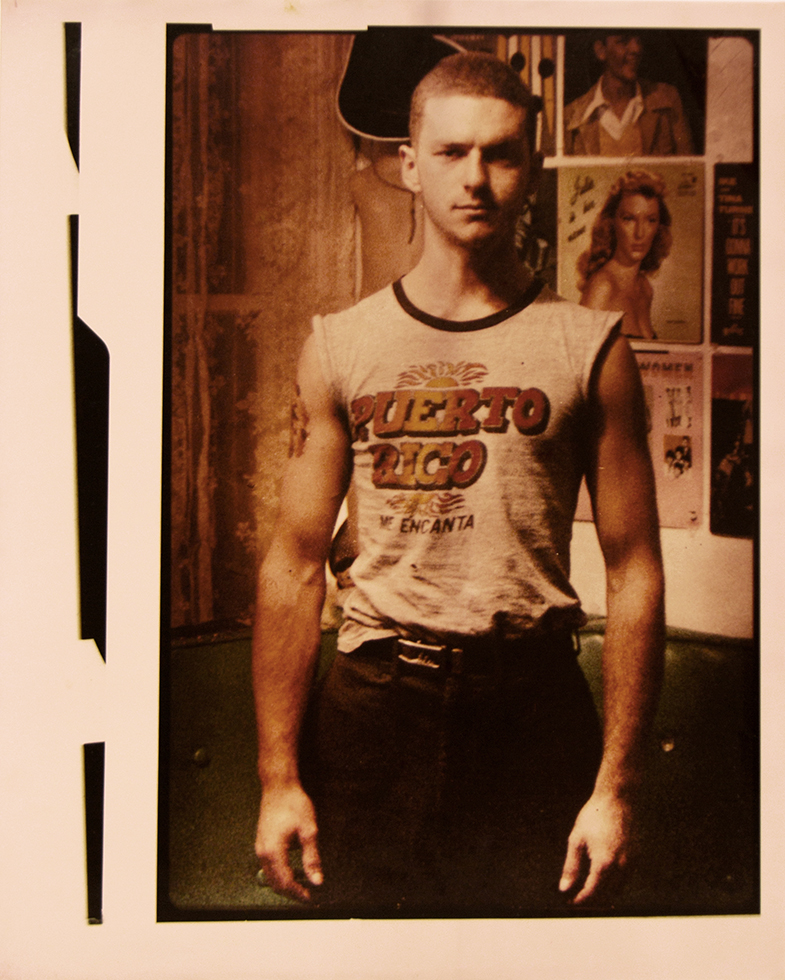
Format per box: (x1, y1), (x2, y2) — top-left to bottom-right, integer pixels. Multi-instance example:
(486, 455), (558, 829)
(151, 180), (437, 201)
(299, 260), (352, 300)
(170, 33), (356, 628)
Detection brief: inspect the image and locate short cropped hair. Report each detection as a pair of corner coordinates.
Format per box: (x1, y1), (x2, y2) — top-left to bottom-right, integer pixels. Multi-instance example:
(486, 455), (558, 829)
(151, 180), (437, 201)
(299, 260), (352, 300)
(577, 169), (672, 289)
(409, 51), (539, 150)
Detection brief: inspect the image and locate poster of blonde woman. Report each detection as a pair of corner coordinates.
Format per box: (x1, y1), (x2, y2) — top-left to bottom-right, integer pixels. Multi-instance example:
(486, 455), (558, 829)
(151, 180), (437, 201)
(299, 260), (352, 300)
(557, 164), (704, 344)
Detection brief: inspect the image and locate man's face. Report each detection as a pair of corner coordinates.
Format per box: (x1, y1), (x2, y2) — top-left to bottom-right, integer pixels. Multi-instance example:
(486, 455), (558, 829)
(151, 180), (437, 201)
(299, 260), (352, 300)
(595, 34), (643, 85)
(400, 95), (537, 250)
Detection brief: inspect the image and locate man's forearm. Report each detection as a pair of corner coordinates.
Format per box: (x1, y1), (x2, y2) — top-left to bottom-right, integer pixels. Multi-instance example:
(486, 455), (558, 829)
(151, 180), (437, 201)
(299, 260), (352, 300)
(252, 550), (326, 790)
(593, 556), (665, 799)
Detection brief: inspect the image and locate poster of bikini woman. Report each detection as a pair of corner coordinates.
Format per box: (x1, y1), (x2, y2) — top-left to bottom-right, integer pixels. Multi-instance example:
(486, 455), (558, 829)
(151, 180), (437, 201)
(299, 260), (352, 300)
(556, 163), (704, 344)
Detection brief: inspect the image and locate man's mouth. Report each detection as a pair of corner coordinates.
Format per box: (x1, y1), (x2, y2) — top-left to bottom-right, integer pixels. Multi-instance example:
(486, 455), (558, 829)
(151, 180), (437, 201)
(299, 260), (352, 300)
(456, 203), (495, 216)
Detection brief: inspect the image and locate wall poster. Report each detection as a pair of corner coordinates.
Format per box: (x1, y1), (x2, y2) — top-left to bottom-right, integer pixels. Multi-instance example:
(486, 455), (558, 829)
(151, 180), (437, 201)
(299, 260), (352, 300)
(711, 162), (759, 347)
(711, 352), (754, 539)
(574, 351), (703, 530)
(640, 352), (704, 529)
(557, 164), (705, 345)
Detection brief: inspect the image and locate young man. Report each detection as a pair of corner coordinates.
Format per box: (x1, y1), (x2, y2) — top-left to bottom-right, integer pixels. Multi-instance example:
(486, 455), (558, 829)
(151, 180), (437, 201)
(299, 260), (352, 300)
(253, 52), (665, 914)
(564, 33), (694, 156)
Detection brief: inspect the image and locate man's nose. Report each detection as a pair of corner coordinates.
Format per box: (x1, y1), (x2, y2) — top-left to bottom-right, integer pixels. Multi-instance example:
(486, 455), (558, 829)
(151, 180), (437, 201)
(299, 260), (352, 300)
(627, 36), (642, 55)
(463, 149), (488, 189)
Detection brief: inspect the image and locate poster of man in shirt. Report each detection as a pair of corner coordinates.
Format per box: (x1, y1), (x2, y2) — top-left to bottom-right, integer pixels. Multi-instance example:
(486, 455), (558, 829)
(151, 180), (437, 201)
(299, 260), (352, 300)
(562, 29), (706, 157)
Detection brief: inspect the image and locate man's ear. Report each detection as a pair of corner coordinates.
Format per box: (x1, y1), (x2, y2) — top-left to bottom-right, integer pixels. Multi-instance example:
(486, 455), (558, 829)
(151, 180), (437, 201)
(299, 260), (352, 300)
(399, 143), (421, 194)
(593, 39), (608, 64)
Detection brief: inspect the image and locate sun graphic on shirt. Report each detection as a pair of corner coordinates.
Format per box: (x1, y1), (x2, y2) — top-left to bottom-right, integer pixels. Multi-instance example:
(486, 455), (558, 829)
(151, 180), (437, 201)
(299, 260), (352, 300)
(395, 361), (488, 389)
(386, 492), (432, 518)
(386, 491), (466, 517)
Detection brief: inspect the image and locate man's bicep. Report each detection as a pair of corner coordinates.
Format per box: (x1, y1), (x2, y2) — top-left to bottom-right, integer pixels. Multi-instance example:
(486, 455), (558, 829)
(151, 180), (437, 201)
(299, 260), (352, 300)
(586, 334), (660, 567)
(274, 335), (351, 562)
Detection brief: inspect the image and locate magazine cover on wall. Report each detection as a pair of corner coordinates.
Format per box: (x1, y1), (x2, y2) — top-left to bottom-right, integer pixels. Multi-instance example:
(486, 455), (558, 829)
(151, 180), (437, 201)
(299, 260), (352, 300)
(638, 352), (704, 529)
(574, 351), (703, 530)
(711, 353), (754, 539)
(556, 163), (704, 343)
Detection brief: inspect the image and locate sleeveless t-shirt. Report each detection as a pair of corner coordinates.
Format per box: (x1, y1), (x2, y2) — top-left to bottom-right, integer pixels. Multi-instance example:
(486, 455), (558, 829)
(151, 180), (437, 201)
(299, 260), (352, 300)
(312, 279), (621, 653)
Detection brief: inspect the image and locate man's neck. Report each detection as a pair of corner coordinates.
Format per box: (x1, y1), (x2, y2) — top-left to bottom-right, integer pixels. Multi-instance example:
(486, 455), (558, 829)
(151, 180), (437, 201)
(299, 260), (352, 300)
(600, 73), (637, 117)
(401, 235), (533, 322)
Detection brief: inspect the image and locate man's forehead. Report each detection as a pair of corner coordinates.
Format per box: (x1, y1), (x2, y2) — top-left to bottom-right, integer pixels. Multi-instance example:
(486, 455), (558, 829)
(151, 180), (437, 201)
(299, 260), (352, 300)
(418, 94), (527, 139)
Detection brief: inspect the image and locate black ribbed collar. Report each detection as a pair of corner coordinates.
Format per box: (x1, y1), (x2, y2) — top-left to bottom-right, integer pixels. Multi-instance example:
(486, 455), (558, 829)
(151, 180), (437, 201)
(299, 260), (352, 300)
(393, 276), (544, 332)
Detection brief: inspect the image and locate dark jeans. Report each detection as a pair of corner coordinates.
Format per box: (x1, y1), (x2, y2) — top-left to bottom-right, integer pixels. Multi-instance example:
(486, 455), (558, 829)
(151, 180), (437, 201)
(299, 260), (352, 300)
(301, 633), (602, 916)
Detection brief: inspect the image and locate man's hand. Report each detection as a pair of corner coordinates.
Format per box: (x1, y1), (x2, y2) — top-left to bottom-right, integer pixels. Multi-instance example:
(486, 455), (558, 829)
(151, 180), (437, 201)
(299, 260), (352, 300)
(558, 792), (633, 905)
(255, 784), (323, 903)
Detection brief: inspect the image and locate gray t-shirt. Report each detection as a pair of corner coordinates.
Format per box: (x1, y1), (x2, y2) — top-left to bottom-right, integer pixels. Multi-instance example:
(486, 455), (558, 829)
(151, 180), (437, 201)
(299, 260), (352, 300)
(312, 279), (620, 652)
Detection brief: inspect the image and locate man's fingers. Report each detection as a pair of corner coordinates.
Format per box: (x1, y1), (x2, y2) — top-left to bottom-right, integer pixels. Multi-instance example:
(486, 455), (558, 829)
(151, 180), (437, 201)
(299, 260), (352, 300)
(255, 787), (321, 902)
(558, 837), (584, 893)
(256, 828), (311, 902)
(300, 834), (323, 887)
(261, 849), (311, 903)
(570, 865), (603, 905)
(570, 848), (624, 905)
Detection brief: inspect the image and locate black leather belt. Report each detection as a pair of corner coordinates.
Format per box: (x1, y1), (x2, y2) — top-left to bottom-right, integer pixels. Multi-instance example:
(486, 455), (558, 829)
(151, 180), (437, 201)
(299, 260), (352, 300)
(353, 630), (577, 680)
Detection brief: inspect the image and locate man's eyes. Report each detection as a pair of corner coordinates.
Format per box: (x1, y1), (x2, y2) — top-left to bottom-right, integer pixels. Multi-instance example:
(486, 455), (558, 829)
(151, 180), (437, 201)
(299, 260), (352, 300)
(436, 146), (522, 164)
(488, 149), (523, 165)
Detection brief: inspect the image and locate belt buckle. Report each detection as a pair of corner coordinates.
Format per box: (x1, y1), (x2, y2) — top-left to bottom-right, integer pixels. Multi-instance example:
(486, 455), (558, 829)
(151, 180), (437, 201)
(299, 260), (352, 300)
(395, 638), (449, 673)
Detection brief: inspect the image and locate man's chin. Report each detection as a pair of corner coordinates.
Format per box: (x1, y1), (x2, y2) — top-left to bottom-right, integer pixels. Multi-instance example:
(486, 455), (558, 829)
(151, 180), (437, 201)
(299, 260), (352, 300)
(437, 216), (512, 250)
(458, 228), (500, 250)
(457, 216), (502, 239)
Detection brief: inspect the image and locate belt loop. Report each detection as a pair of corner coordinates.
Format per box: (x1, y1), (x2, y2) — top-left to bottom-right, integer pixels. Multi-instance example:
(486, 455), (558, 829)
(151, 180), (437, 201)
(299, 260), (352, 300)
(449, 646), (464, 677)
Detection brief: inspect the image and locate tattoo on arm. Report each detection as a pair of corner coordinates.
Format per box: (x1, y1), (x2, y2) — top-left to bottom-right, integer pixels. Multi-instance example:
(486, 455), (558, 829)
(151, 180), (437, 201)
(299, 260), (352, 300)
(288, 384), (310, 458)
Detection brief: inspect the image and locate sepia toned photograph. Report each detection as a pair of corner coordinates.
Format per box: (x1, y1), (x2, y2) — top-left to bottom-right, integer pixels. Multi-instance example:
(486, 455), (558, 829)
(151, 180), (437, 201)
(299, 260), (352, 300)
(160, 25), (758, 922)
(0, 5), (781, 979)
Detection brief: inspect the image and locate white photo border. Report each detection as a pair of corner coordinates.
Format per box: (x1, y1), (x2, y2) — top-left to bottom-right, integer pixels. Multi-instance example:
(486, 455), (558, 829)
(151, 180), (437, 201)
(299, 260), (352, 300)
(0, 2), (783, 978)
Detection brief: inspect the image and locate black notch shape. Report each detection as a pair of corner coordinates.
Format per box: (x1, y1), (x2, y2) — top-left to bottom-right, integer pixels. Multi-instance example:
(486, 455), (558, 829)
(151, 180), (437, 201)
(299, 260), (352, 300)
(83, 742), (105, 924)
(70, 215), (109, 660)
(65, 23), (81, 169)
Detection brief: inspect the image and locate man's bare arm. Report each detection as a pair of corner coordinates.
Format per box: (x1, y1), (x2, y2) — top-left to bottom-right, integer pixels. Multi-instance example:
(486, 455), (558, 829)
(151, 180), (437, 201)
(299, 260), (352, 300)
(559, 332), (665, 904)
(253, 334), (351, 902)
